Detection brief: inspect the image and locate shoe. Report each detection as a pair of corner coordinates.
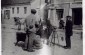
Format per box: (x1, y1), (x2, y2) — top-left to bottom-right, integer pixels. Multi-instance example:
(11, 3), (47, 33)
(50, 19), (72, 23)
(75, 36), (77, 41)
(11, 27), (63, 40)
(66, 46), (71, 49)
(23, 48), (27, 51)
(63, 46), (71, 49)
(27, 49), (35, 52)
(33, 46), (42, 49)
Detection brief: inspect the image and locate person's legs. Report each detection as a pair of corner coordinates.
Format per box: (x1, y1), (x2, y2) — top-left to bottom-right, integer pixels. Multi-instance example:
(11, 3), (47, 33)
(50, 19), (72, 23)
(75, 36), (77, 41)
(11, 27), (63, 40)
(65, 35), (68, 47)
(23, 29), (29, 50)
(46, 38), (49, 45)
(27, 33), (35, 51)
(67, 36), (71, 48)
(24, 35), (28, 49)
(65, 35), (71, 49)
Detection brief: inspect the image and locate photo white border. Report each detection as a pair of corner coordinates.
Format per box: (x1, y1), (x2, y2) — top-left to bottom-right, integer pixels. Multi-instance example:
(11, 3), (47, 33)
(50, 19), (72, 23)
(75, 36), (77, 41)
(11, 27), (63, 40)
(83, 0), (85, 55)
(0, 0), (1, 55)
(0, 0), (84, 55)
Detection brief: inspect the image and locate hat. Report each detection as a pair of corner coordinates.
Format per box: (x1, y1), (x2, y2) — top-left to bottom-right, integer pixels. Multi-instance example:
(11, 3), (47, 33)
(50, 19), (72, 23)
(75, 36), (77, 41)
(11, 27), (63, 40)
(31, 9), (36, 14)
(66, 16), (71, 18)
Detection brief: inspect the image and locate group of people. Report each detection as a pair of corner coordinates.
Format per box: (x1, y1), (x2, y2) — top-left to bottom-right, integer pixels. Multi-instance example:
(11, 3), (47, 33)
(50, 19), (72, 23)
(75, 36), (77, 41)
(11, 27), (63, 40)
(16, 9), (73, 52)
(59, 16), (73, 49)
(22, 9), (53, 52)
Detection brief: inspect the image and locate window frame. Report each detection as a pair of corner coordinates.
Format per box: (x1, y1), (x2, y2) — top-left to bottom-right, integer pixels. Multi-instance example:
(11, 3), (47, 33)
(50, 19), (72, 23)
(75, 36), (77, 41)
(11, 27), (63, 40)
(24, 7), (27, 14)
(12, 8), (14, 14)
(17, 7), (19, 14)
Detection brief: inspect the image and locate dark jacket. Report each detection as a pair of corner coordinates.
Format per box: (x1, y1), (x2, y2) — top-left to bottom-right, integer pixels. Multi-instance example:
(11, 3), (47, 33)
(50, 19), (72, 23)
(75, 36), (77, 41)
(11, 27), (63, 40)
(65, 20), (73, 36)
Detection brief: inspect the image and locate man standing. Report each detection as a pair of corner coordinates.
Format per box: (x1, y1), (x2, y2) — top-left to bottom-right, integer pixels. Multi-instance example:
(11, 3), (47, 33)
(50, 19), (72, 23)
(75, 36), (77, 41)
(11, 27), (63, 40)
(64, 16), (73, 49)
(24, 9), (37, 52)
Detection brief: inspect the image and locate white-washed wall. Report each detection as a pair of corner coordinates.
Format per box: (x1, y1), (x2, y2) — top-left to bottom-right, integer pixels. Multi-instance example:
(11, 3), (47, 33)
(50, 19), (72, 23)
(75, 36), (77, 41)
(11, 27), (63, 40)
(48, 0), (82, 27)
(2, 5), (31, 19)
(2, 0), (46, 22)
(10, 5), (31, 19)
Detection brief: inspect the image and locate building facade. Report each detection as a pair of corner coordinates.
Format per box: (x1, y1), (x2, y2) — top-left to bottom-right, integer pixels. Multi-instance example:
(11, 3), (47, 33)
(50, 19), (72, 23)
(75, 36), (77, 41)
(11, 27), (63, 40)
(2, 4), (31, 19)
(2, 0), (82, 27)
(47, 0), (82, 27)
(1, 0), (33, 20)
(1, 0), (47, 22)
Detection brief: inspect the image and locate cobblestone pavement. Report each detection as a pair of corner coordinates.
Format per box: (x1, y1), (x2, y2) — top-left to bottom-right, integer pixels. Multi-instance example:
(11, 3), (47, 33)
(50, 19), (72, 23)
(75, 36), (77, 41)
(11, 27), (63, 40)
(1, 24), (83, 55)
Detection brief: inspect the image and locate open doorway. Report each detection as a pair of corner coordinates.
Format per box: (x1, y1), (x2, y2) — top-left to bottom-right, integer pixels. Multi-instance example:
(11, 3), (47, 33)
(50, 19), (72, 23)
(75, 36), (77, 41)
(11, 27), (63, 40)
(72, 8), (82, 25)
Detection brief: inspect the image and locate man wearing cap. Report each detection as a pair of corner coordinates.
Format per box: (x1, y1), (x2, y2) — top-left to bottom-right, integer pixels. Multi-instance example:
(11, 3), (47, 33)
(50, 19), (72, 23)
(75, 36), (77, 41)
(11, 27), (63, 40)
(64, 16), (73, 49)
(24, 9), (37, 52)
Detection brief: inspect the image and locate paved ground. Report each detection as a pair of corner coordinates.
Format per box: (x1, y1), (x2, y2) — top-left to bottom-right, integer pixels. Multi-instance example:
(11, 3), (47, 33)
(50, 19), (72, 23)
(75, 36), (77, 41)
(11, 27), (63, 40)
(1, 23), (83, 55)
(1, 18), (83, 55)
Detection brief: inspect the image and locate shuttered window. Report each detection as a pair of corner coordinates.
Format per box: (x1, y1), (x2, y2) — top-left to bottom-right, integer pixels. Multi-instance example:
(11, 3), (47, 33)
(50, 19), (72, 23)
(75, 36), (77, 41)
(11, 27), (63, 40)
(12, 8), (14, 14)
(17, 7), (19, 14)
(24, 7), (27, 14)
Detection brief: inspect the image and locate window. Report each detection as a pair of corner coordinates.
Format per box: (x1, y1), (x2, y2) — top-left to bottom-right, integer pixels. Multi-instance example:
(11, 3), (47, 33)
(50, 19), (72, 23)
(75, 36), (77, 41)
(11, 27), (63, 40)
(56, 9), (63, 20)
(24, 7), (27, 14)
(12, 8), (14, 14)
(17, 7), (19, 14)
(4, 10), (10, 19)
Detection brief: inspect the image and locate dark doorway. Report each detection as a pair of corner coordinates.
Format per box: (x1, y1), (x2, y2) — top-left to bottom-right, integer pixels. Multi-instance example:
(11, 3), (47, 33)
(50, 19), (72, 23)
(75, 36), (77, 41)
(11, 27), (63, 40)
(72, 8), (82, 25)
(4, 10), (10, 19)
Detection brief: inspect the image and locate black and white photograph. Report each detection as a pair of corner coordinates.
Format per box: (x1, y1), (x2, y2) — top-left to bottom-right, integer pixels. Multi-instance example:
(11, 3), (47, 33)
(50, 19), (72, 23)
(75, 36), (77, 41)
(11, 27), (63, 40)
(1, 0), (83, 55)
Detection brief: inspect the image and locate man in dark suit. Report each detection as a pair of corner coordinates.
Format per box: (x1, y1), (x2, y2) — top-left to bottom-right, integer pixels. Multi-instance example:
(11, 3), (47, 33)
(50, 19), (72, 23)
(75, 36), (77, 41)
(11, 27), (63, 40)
(64, 16), (73, 49)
